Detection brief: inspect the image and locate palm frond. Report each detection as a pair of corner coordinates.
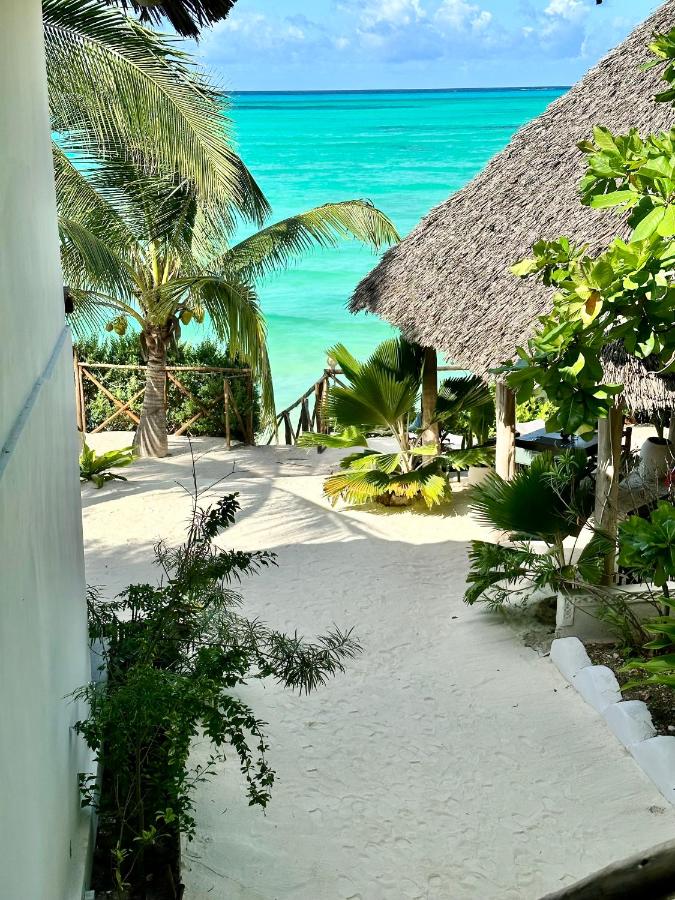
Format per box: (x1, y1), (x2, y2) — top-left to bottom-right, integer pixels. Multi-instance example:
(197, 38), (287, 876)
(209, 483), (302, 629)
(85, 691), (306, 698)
(323, 469), (392, 506)
(179, 275), (275, 423)
(108, 0), (238, 38)
(67, 287), (135, 337)
(366, 337), (424, 386)
(436, 375), (493, 421)
(441, 447), (494, 470)
(469, 450), (592, 543)
(326, 343), (362, 381)
(297, 427), (368, 449)
(44, 0), (268, 224)
(53, 144), (138, 247)
(213, 201), (399, 282)
(387, 466), (449, 508)
(327, 364), (418, 433)
(59, 217), (136, 299)
(339, 450), (402, 474)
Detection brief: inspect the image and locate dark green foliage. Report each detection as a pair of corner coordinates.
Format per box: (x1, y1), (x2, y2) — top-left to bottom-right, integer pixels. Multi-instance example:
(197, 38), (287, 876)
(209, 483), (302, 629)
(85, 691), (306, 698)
(434, 375), (494, 447)
(74, 473), (360, 896)
(515, 394), (557, 425)
(464, 450), (604, 607)
(621, 587), (675, 691)
(618, 502), (675, 589)
(469, 449), (595, 544)
(74, 334), (260, 439)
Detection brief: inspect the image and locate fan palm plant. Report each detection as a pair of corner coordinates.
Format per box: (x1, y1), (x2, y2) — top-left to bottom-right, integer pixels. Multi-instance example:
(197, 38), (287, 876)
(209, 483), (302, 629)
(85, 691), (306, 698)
(298, 339), (491, 508)
(61, 165), (399, 456)
(464, 450), (605, 605)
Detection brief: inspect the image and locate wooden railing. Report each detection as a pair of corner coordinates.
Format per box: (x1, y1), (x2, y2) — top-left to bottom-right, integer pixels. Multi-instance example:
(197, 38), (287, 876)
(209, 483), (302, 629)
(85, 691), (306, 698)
(271, 365), (465, 446)
(73, 355), (255, 448)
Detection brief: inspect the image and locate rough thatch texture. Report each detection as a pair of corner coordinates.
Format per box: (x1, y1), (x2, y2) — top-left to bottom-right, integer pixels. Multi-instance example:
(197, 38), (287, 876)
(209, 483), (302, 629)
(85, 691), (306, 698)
(108, 0), (237, 37)
(602, 343), (675, 418)
(351, 2), (675, 386)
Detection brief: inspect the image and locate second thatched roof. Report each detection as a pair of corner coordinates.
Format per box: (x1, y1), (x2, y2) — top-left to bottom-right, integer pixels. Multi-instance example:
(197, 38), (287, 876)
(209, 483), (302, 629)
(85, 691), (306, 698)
(602, 343), (675, 419)
(350, 0), (675, 418)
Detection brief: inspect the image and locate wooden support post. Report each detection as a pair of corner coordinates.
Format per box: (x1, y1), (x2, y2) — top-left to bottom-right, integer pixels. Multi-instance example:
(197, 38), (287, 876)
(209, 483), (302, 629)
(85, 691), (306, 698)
(495, 380), (516, 480)
(73, 352), (84, 433)
(314, 377), (326, 435)
(224, 380), (231, 451)
(247, 371), (255, 445)
(669, 412), (675, 447)
(421, 347), (439, 447)
(283, 411), (293, 445)
(595, 403), (624, 585)
(299, 397), (311, 435)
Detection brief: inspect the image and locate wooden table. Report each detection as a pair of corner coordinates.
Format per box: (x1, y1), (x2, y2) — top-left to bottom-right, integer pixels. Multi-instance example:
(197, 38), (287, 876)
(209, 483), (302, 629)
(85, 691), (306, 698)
(514, 429), (598, 466)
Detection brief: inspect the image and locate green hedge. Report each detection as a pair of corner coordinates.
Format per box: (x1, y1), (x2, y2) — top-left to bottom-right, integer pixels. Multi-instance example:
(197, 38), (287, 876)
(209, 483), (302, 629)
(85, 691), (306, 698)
(74, 335), (260, 440)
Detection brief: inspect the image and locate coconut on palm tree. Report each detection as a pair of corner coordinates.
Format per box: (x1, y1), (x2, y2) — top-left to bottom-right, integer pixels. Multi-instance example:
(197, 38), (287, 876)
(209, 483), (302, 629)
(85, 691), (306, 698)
(47, 0), (399, 456)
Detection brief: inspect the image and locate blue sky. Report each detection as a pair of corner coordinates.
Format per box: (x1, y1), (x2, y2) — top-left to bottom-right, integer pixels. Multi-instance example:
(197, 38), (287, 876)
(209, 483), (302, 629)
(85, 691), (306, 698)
(191, 0), (662, 91)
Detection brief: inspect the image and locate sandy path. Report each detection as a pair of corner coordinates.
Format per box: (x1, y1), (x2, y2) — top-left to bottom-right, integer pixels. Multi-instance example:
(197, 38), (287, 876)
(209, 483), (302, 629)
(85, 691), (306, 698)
(82, 434), (675, 900)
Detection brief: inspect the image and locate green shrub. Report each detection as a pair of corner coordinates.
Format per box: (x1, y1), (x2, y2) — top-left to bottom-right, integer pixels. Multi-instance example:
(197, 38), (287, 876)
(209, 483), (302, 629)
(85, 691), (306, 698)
(74, 334), (260, 440)
(74, 478), (360, 896)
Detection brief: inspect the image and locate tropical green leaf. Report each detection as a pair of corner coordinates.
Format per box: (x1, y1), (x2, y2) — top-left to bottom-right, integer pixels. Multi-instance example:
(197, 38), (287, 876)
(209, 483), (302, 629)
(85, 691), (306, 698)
(214, 201), (399, 282)
(297, 427), (368, 449)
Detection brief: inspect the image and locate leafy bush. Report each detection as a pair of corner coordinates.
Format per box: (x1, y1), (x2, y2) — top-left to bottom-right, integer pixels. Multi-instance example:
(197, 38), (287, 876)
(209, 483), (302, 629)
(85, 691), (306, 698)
(74, 334), (260, 440)
(79, 441), (134, 488)
(516, 394), (557, 425)
(74, 473), (360, 896)
(618, 502), (675, 594)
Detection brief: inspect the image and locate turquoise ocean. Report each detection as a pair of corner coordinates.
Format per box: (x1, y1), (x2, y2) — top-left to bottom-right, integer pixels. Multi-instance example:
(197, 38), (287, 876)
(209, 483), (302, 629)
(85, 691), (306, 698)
(227, 88), (567, 411)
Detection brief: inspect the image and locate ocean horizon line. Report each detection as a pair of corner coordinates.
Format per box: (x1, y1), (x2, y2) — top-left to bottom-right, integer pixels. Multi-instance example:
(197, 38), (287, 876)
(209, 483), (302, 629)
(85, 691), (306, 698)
(229, 85), (570, 96)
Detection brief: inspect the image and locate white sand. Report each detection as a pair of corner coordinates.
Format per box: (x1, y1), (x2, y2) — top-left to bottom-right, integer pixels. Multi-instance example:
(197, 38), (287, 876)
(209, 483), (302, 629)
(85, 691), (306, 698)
(82, 433), (675, 900)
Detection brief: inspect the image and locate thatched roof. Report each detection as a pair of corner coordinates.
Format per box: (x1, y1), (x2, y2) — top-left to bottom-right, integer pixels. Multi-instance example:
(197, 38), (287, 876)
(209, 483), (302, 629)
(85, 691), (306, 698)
(350, 0), (675, 418)
(107, 0), (237, 37)
(603, 343), (675, 419)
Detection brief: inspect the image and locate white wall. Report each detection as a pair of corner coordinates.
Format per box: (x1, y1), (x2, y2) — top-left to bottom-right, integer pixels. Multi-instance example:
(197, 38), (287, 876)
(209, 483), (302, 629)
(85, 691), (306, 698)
(0, 1), (92, 897)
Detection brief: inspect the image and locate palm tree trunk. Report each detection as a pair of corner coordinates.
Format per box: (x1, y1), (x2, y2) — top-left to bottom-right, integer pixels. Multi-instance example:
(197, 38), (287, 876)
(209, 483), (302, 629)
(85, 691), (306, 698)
(134, 324), (171, 458)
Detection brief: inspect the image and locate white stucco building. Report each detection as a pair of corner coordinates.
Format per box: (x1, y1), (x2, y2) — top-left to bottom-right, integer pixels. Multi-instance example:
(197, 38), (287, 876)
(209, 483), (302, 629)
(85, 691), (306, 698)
(0, 2), (93, 896)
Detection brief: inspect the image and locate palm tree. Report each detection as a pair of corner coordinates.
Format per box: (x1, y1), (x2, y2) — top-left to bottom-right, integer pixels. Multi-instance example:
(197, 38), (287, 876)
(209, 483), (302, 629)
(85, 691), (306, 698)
(46, 0), (399, 456)
(45, 0), (268, 233)
(61, 165), (399, 456)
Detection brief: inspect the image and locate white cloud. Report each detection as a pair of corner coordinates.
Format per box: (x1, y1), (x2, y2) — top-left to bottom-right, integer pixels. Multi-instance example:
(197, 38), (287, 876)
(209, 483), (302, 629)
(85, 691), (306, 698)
(357, 0), (426, 30)
(436, 0), (493, 32)
(544, 0), (589, 22)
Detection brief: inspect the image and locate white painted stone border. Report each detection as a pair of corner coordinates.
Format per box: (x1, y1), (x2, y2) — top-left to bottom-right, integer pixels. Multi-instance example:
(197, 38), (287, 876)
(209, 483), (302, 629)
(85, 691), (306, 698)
(550, 637), (675, 806)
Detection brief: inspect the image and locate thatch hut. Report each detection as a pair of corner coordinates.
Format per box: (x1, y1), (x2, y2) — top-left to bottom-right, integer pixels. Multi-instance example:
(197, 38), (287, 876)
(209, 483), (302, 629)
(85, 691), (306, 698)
(350, 1), (675, 535)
